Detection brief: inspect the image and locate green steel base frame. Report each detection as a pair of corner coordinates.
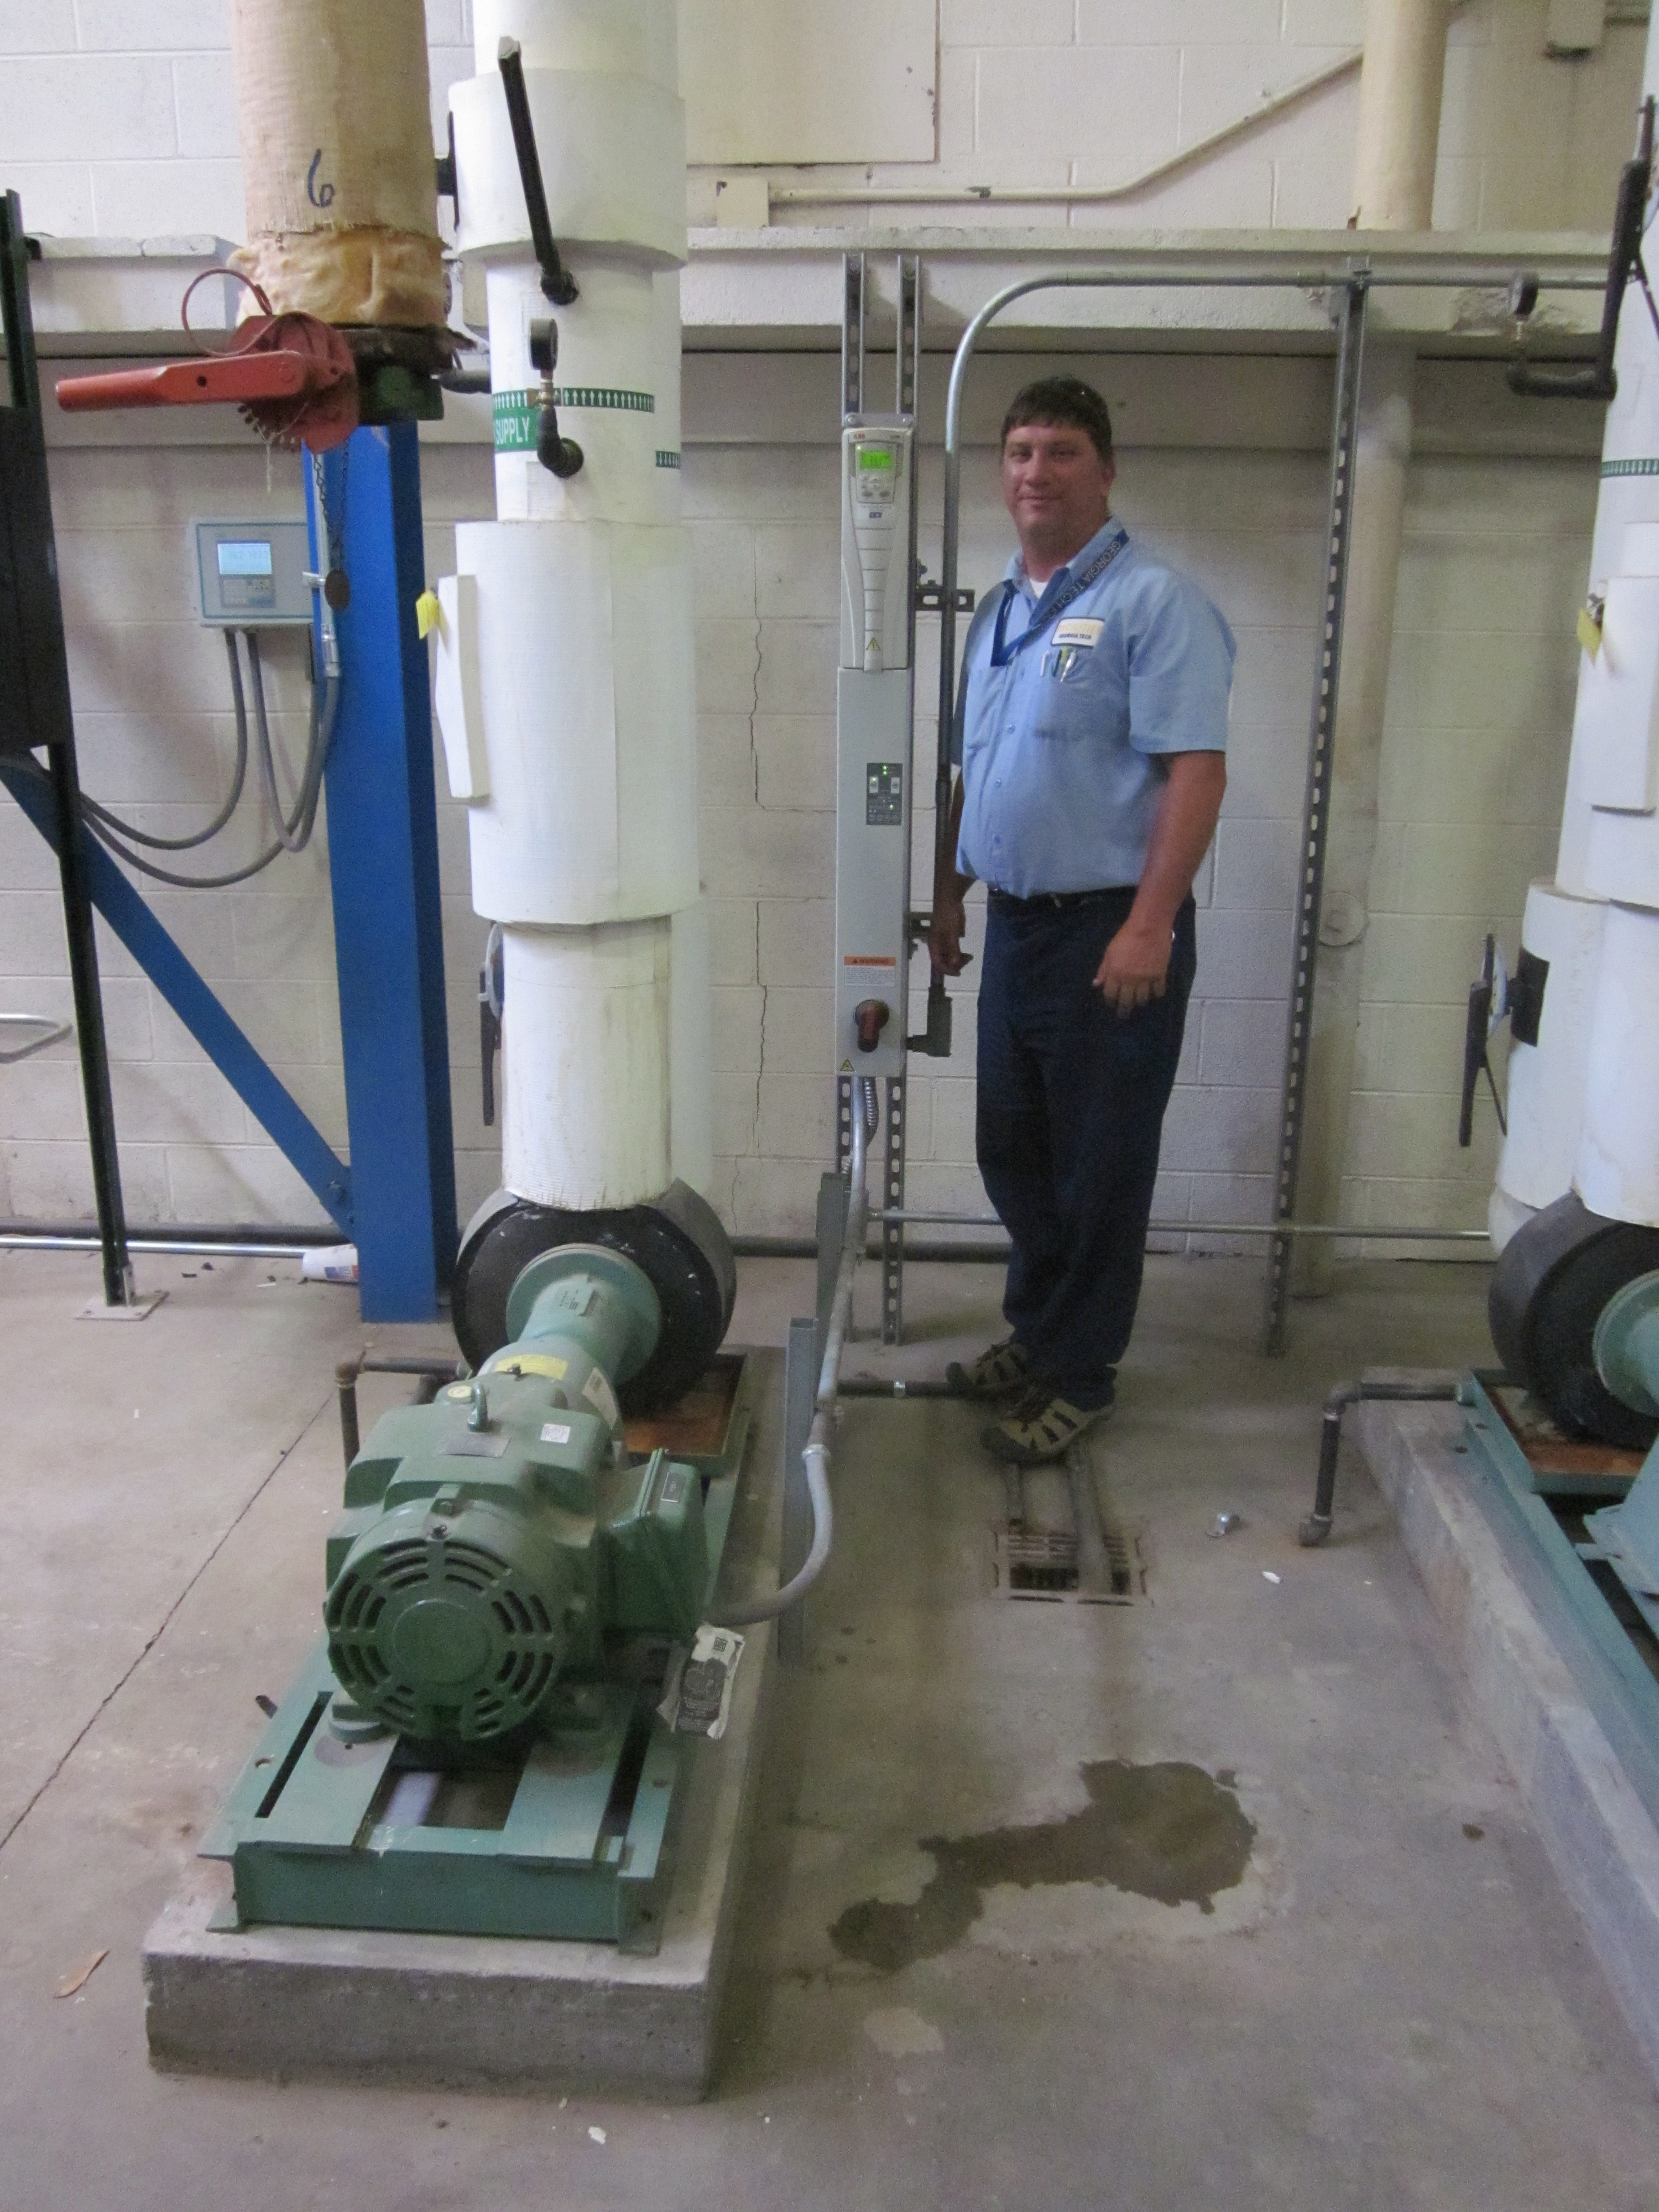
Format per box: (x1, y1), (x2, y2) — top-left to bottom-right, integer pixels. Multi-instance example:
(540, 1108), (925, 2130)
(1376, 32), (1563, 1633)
(201, 1359), (756, 1956)
(1456, 1372), (1659, 1833)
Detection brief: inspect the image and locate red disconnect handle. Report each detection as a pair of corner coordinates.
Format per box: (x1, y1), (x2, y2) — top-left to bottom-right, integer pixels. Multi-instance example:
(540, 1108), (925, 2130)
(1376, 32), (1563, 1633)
(55, 352), (315, 414)
(854, 999), (891, 1053)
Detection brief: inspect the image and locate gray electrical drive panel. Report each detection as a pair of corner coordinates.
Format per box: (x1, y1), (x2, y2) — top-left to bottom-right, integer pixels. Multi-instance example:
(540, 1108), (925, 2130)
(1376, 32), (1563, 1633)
(194, 519), (314, 626)
(835, 419), (915, 1077)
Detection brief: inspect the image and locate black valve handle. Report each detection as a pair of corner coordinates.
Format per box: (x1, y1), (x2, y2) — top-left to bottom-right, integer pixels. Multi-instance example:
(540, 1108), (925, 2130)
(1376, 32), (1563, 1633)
(498, 38), (578, 308)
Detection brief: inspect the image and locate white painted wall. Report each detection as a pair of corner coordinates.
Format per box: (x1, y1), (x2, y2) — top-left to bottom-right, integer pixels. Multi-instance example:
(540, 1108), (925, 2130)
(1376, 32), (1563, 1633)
(0, 2), (1643, 239)
(0, 0), (1632, 1241)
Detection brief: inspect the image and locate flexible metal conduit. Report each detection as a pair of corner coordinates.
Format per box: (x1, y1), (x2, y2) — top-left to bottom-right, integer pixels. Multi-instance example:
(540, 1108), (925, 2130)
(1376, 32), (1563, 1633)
(711, 1077), (878, 1625)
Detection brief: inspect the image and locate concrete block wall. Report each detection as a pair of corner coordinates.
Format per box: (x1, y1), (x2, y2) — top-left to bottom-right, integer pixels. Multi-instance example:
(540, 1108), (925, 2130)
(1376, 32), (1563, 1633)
(747, 0), (1642, 232)
(0, 2), (1643, 243)
(0, 0), (476, 243)
(675, 352), (1592, 1242)
(0, 354), (1593, 1240)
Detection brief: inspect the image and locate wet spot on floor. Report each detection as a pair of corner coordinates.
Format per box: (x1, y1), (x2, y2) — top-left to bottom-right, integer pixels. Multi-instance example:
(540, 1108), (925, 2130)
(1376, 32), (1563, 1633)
(831, 1760), (1256, 1972)
(863, 2005), (945, 2057)
(1462, 1822), (1485, 1841)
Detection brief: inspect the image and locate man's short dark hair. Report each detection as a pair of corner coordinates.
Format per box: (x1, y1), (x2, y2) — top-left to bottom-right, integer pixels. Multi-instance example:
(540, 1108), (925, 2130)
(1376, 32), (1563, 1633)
(1000, 376), (1114, 466)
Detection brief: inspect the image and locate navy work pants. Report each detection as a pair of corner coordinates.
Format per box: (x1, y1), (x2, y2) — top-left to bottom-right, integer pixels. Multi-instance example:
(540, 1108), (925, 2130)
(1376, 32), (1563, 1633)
(976, 887), (1196, 1409)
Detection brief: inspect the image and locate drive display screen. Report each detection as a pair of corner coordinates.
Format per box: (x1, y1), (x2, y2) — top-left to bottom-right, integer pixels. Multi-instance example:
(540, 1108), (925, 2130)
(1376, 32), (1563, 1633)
(216, 539), (274, 578)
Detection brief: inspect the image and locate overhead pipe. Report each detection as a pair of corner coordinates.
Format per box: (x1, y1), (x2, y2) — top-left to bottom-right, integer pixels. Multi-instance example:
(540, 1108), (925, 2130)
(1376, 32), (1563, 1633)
(771, 51), (1362, 212)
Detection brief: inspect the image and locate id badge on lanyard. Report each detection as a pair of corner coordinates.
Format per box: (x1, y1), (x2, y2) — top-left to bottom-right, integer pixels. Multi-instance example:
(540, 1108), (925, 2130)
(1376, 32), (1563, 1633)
(988, 526), (1128, 669)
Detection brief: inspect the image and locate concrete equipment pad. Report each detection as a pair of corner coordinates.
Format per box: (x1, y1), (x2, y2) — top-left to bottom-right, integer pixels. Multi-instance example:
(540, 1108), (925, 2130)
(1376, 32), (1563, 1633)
(1352, 1394), (1659, 2085)
(140, 1348), (783, 2100)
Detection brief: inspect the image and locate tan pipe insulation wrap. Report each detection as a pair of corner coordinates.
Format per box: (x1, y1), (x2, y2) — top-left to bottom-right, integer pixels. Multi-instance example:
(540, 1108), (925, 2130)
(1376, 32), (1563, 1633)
(228, 0), (446, 327)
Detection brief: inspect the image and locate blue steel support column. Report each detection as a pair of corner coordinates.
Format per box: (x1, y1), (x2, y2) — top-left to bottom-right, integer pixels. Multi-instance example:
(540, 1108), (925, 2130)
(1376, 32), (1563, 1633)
(311, 422), (457, 1320)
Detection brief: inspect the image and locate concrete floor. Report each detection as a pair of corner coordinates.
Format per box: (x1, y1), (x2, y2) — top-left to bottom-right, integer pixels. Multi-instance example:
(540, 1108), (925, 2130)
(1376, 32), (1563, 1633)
(2, 1245), (1657, 2209)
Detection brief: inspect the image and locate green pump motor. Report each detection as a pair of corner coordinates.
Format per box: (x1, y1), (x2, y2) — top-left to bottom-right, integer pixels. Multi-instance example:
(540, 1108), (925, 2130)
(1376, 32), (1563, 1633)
(324, 1246), (707, 1744)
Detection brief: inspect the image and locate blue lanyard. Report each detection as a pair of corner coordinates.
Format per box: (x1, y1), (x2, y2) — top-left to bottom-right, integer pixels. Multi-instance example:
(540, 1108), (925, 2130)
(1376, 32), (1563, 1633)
(989, 526), (1129, 668)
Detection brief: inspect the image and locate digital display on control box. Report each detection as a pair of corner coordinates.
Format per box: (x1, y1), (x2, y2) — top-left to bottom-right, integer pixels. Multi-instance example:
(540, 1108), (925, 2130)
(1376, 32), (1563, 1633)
(216, 539), (274, 578)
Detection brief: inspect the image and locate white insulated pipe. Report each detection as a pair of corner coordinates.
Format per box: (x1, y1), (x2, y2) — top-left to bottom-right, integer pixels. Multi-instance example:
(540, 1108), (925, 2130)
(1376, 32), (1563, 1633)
(440, 0), (706, 1216)
(500, 922), (671, 1207)
(1493, 8), (1659, 1244)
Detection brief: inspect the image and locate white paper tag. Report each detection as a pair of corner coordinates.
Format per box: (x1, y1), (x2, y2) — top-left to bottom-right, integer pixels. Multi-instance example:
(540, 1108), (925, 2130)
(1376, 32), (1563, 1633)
(582, 1366), (619, 1429)
(539, 1422), (572, 1446)
(657, 1625), (746, 1740)
(1052, 616), (1103, 649)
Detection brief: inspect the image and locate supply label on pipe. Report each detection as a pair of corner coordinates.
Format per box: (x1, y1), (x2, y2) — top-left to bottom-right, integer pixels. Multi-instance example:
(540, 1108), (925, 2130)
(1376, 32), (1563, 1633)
(492, 387), (655, 453)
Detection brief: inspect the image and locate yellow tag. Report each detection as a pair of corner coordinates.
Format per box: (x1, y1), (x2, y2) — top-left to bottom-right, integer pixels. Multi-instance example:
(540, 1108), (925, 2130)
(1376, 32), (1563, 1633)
(415, 588), (440, 641)
(1577, 606), (1603, 658)
(509, 1353), (568, 1381)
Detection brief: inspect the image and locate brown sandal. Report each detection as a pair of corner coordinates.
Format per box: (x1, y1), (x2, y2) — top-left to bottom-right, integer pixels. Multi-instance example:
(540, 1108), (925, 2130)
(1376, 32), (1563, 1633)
(981, 1385), (1111, 1465)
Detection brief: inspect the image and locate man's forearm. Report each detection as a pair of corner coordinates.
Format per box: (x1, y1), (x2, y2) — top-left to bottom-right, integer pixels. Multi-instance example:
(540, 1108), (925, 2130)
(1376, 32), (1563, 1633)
(933, 775), (973, 905)
(1129, 751), (1227, 931)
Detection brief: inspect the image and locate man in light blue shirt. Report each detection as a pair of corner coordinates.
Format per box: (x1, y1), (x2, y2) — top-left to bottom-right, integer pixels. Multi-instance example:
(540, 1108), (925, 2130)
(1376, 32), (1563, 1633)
(931, 376), (1234, 1463)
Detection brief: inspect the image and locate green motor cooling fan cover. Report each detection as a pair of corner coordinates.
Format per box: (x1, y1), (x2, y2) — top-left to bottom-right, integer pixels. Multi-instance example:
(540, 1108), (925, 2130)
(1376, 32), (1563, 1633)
(325, 1496), (577, 1743)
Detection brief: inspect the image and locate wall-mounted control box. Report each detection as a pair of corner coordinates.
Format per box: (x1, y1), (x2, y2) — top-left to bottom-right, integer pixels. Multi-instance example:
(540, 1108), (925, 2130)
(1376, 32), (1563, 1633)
(194, 519), (314, 626)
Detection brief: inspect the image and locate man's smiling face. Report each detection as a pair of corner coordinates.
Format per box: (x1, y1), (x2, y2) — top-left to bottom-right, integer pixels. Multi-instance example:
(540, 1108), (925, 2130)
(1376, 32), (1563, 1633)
(1000, 419), (1117, 573)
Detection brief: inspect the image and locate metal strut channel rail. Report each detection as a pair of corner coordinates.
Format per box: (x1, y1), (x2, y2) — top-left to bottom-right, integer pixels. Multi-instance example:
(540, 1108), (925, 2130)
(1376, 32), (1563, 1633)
(930, 247), (1610, 1359)
(1264, 276), (1368, 1357)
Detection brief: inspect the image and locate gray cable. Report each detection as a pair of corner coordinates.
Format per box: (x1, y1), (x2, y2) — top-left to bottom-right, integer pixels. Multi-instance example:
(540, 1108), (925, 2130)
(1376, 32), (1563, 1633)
(79, 629), (251, 851)
(247, 630), (328, 853)
(87, 634), (339, 890)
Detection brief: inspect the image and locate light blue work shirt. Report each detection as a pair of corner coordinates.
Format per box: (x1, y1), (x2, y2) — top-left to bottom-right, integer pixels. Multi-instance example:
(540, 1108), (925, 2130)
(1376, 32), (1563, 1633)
(951, 520), (1235, 896)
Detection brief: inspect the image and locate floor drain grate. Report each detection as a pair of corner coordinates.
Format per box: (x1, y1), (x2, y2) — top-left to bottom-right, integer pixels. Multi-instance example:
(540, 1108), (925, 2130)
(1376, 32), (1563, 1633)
(1004, 1526), (1080, 1594)
(992, 1453), (1142, 1604)
(993, 1520), (1139, 1605)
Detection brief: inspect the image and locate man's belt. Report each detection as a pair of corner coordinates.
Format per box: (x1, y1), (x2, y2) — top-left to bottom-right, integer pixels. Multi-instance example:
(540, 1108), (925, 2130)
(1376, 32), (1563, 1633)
(987, 885), (1135, 912)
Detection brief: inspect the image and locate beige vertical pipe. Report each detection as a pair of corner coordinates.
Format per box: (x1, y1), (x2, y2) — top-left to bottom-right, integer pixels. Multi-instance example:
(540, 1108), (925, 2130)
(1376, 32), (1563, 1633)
(228, 0), (446, 326)
(1351, 0), (1451, 228)
(1291, 0), (1449, 1292)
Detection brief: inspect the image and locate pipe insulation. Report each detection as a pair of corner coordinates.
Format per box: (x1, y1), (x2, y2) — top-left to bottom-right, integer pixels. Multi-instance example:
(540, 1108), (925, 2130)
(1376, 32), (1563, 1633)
(439, 0), (711, 1221)
(1494, 5), (1659, 1244)
(227, 0), (446, 326)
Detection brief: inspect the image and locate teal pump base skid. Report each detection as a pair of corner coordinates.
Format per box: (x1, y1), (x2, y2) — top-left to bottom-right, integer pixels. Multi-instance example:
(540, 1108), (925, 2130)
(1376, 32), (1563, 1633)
(1454, 1270), (1659, 1839)
(201, 1246), (753, 1955)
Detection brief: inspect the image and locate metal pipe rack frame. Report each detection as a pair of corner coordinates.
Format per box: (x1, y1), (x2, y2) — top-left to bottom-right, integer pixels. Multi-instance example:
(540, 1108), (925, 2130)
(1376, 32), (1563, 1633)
(901, 241), (1611, 1355)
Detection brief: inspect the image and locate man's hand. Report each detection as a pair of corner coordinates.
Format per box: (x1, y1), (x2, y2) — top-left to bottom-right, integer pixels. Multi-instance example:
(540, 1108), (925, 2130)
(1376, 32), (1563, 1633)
(930, 884), (971, 976)
(1094, 751), (1225, 1016)
(1094, 912), (1171, 1016)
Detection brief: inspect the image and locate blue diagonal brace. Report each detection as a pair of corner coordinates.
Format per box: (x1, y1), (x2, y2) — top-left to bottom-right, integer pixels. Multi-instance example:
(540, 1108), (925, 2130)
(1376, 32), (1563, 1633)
(1, 763), (354, 1235)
